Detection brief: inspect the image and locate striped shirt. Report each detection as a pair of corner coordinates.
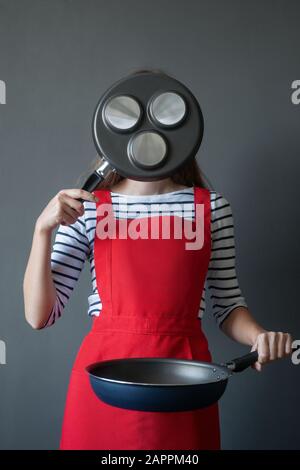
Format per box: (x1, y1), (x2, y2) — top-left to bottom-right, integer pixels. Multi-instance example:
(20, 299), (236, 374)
(45, 187), (248, 328)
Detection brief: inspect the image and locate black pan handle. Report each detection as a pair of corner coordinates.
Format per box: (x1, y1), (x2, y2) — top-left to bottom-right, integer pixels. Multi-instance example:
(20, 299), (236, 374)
(226, 351), (259, 373)
(78, 158), (114, 203)
(82, 171), (104, 191)
(77, 171), (104, 203)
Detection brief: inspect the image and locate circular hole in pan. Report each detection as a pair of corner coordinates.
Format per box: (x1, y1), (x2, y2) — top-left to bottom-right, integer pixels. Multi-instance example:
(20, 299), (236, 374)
(127, 130), (168, 169)
(103, 95), (142, 132)
(149, 91), (187, 128)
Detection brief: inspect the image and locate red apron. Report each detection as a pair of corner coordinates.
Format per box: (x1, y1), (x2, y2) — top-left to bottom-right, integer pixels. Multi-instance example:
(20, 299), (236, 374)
(59, 187), (220, 450)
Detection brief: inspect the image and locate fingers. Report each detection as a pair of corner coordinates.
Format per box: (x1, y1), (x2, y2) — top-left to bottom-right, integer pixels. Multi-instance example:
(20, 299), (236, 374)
(252, 331), (293, 372)
(268, 332), (278, 361)
(58, 189), (98, 203)
(257, 333), (270, 365)
(254, 361), (262, 372)
(284, 333), (293, 355)
(276, 332), (292, 359)
(60, 209), (78, 226)
(59, 193), (84, 216)
(54, 189), (99, 227)
(55, 206), (78, 226)
(277, 332), (285, 359)
(37, 188), (99, 232)
(62, 201), (80, 221)
(250, 341), (261, 371)
(55, 195), (81, 226)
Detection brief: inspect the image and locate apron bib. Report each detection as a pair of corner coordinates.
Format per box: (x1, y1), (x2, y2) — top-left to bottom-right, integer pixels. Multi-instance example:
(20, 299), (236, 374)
(59, 187), (220, 450)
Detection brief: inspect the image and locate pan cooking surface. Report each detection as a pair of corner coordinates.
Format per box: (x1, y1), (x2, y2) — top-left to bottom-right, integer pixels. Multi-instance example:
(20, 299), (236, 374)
(87, 357), (229, 386)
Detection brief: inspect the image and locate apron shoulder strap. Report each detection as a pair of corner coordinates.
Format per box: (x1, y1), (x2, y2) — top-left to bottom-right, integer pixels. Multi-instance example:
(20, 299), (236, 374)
(93, 188), (111, 205)
(194, 186), (211, 210)
(194, 186), (211, 245)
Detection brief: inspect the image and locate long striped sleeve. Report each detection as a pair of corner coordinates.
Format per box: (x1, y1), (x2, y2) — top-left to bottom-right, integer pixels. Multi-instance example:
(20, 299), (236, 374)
(201, 191), (248, 327)
(42, 212), (90, 327)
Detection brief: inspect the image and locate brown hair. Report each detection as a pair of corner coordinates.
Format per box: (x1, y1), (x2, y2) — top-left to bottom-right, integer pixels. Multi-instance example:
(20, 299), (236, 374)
(86, 68), (211, 190)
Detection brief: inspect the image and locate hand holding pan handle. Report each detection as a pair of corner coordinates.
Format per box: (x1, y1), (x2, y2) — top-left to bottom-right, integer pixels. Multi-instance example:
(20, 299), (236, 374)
(225, 351), (259, 373)
(78, 157), (115, 203)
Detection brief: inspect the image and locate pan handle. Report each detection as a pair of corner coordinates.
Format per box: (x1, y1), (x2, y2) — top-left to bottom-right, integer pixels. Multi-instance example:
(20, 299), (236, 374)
(78, 158), (114, 203)
(226, 351), (259, 373)
(81, 171), (104, 194)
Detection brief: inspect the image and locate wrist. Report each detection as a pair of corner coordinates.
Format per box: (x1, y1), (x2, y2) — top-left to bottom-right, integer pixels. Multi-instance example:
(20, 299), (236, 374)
(35, 217), (53, 237)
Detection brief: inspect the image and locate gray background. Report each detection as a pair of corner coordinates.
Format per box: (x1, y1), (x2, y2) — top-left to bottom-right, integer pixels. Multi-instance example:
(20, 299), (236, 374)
(0, 0), (299, 450)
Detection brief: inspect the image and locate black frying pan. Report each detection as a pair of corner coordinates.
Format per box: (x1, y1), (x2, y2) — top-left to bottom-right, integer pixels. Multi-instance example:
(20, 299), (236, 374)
(86, 351), (258, 412)
(80, 71), (204, 194)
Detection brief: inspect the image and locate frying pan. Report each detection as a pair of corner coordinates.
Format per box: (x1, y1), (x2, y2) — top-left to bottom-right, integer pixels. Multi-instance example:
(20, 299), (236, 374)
(86, 351), (259, 412)
(80, 71), (204, 194)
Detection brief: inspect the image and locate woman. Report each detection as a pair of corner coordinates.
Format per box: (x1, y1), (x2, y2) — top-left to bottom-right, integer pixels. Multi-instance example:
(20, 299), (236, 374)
(23, 69), (292, 450)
